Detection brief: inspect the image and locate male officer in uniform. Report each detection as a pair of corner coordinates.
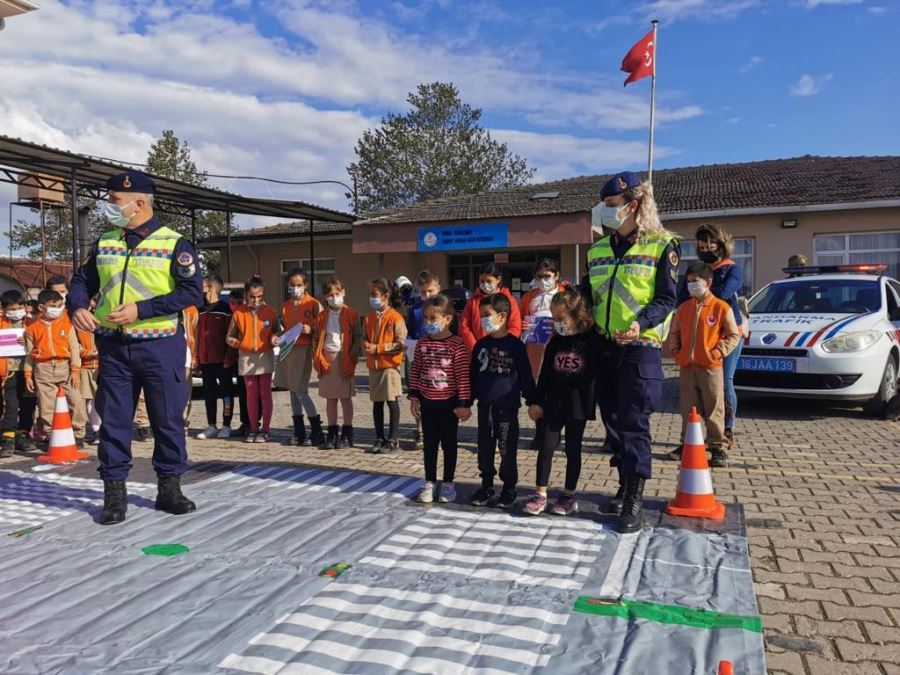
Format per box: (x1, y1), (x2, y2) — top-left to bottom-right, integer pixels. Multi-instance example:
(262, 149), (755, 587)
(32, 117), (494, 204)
(581, 171), (678, 533)
(68, 171), (203, 525)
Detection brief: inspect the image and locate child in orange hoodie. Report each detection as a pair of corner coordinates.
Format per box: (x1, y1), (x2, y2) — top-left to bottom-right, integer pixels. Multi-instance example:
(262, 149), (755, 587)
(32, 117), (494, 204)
(226, 276), (278, 443)
(24, 289), (85, 442)
(312, 277), (361, 449)
(363, 278), (407, 453)
(670, 262), (740, 468)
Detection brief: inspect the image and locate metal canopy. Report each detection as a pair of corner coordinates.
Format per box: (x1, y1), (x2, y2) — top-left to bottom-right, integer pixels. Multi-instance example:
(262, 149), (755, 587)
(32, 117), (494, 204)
(0, 135), (354, 222)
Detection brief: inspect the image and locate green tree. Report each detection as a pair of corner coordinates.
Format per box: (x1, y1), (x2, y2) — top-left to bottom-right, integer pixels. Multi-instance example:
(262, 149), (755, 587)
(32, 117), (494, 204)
(10, 196), (105, 263)
(347, 82), (535, 214)
(145, 130), (230, 272)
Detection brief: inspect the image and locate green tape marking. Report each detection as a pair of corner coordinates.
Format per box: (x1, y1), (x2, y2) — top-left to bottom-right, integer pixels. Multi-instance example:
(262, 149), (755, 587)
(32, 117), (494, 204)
(142, 543), (190, 557)
(8, 525), (43, 538)
(574, 596), (762, 634)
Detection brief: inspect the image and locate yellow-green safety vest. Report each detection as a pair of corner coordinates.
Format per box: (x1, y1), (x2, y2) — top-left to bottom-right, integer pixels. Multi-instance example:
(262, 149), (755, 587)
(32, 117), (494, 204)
(94, 226), (182, 339)
(586, 233), (675, 347)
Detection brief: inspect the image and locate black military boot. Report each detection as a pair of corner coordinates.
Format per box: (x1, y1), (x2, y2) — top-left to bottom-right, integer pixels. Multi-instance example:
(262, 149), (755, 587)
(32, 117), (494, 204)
(340, 424), (354, 448)
(0, 432), (15, 458)
(99, 480), (128, 525)
(608, 470), (626, 516)
(155, 475), (197, 515)
(617, 472), (645, 534)
(307, 415), (325, 447)
(291, 415), (307, 446)
(323, 425), (339, 449)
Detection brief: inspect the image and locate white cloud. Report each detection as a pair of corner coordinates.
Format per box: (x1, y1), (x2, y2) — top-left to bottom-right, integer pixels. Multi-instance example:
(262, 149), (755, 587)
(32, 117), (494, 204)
(804, 0), (863, 7)
(494, 130), (676, 183)
(789, 72), (833, 96)
(867, 6), (888, 14)
(739, 56), (764, 74)
(639, 0), (759, 21)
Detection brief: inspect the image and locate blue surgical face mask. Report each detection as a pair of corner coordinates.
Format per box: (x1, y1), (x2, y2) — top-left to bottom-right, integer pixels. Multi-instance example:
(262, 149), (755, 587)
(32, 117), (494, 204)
(104, 200), (136, 228)
(369, 296), (385, 310)
(480, 316), (499, 334)
(424, 320), (442, 336)
(591, 202), (629, 231)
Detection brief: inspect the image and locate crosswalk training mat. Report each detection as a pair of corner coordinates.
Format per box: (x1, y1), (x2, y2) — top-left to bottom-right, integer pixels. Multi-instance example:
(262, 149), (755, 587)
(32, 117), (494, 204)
(0, 465), (765, 674)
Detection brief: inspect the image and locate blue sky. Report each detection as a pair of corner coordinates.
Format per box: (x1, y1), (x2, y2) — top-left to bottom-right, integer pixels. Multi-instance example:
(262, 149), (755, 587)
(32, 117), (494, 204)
(0, 0), (896, 227)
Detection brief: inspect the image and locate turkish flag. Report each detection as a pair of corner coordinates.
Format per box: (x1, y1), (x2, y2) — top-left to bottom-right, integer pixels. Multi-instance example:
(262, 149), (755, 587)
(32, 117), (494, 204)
(621, 29), (655, 86)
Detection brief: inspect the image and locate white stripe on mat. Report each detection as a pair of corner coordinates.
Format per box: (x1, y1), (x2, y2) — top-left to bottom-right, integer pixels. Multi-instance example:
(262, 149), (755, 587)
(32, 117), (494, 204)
(373, 543), (593, 576)
(358, 557), (586, 589)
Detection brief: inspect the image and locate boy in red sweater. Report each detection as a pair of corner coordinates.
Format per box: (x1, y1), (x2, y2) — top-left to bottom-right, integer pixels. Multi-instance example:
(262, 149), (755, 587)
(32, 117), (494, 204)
(670, 262), (740, 467)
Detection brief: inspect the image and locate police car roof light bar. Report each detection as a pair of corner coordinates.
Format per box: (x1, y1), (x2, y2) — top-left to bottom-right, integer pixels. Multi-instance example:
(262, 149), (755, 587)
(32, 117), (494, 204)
(781, 263), (888, 276)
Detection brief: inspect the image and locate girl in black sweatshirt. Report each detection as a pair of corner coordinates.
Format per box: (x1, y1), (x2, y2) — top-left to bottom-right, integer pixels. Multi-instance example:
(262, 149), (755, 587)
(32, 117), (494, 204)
(526, 287), (602, 516)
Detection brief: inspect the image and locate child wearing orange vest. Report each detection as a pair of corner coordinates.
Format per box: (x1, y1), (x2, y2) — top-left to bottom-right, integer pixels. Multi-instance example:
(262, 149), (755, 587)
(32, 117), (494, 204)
(363, 278), (407, 454)
(312, 277), (361, 449)
(77, 299), (101, 445)
(0, 290), (36, 456)
(274, 268), (325, 447)
(24, 289), (85, 442)
(226, 276), (278, 443)
(670, 262), (740, 468)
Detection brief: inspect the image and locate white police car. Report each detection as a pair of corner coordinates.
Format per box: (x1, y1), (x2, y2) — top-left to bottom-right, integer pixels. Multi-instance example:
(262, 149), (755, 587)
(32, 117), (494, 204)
(736, 264), (900, 416)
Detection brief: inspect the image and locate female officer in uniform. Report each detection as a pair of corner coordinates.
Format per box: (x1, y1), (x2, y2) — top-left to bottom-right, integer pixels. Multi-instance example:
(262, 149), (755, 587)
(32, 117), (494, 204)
(582, 171), (678, 533)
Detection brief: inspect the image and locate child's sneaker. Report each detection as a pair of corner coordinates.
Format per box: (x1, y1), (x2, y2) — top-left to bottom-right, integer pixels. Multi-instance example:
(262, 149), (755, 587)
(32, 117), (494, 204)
(437, 482), (456, 503)
(551, 493), (579, 516)
(710, 448), (728, 468)
(413, 431), (424, 451)
(196, 426), (217, 440)
(217, 427), (231, 439)
(522, 493), (548, 516)
(417, 481), (435, 503)
(469, 487), (495, 507)
(494, 488), (518, 509)
(366, 439), (385, 454)
(255, 432), (269, 444)
(245, 433), (257, 444)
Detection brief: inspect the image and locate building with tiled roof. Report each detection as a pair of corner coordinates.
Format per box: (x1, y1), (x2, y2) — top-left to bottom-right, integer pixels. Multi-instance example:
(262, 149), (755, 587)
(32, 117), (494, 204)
(201, 155), (900, 305)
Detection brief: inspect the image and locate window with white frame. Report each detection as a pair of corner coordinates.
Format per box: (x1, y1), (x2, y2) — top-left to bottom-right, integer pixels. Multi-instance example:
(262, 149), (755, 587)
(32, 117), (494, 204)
(678, 237), (755, 296)
(814, 232), (900, 281)
(281, 258), (336, 299)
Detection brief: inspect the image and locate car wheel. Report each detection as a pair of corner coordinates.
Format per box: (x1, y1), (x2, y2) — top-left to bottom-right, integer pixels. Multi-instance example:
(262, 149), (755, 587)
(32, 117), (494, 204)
(863, 354), (898, 417)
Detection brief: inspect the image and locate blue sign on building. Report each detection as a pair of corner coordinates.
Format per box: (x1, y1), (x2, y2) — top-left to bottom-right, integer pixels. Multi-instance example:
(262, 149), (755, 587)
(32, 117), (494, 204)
(417, 222), (508, 252)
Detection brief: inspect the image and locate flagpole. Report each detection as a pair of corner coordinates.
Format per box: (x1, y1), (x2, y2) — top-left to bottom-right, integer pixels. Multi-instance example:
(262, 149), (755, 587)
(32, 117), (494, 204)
(647, 19), (658, 183)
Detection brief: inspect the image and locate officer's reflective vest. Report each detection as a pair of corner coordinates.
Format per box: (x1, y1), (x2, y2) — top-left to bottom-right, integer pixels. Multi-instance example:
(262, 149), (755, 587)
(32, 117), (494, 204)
(94, 226), (182, 339)
(587, 233), (675, 347)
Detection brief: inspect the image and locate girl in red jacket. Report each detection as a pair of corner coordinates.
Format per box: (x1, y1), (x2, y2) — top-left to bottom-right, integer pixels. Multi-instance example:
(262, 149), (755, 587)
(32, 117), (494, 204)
(460, 263), (521, 351)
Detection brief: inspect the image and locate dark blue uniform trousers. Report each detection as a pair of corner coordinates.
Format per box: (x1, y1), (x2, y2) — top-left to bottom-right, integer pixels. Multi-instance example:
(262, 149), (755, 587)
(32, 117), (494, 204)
(597, 341), (664, 480)
(95, 333), (189, 480)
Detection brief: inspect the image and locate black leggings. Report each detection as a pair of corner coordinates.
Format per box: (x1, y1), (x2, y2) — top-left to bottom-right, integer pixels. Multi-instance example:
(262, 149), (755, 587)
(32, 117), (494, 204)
(201, 363), (234, 427)
(536, 416), (586, 492)
(373, 399), (401, 440)
(420, 400), (459, 483)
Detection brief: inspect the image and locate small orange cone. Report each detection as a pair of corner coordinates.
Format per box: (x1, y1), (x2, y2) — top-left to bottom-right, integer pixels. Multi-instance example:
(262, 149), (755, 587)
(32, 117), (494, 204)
(718, 660), (734, 675)
(665, 407), (725, 521)
(37, 387), (89, 464)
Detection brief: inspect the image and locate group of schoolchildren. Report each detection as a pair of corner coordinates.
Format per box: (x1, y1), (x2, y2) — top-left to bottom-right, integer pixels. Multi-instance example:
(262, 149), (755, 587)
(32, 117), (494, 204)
(0, 276), (99, 457)
(0, 256), (740, 517)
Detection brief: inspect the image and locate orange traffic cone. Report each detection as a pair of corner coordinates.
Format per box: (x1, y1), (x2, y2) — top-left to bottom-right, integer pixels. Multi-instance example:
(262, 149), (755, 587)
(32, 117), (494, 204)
(37, 387), (89, 464)
(718, 660), (734, 675)
(665, 407), (725, 521)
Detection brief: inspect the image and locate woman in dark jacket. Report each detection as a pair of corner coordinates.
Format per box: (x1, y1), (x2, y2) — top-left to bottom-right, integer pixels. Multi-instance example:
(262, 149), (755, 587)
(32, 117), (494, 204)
(676, 224), (744, 448)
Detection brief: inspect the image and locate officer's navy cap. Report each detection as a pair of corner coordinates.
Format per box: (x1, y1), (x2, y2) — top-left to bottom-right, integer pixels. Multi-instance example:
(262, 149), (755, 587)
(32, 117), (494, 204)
(106, 171), (155, 194)
(599, 171), (642, 200)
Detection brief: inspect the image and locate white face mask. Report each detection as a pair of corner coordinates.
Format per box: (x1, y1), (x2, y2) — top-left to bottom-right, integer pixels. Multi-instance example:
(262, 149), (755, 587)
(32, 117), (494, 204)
(327, 295), (344, 309)
(45, 306), (64, 320)
(104, 200), (137, 228)
(289, 285), (305, 298)
(687, 281), (708, 299)
(553, 320), (572, 336)
(480, 281), (497, 294)
(538, 277), (557, 292)
(6, 309), (26, 322)
(480, 316), (499, 334)
(369, 296), (385, 310)
(591, 203), (631, 231)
